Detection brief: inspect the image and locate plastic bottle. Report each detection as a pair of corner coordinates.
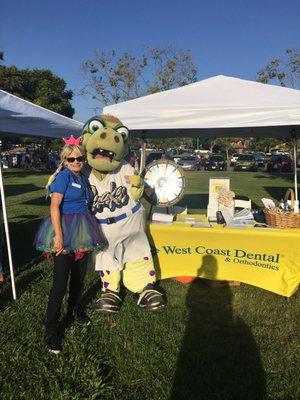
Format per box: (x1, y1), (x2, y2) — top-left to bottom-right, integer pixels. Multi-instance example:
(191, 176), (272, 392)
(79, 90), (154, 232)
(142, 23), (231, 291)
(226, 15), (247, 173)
(279, 199), (284, 210)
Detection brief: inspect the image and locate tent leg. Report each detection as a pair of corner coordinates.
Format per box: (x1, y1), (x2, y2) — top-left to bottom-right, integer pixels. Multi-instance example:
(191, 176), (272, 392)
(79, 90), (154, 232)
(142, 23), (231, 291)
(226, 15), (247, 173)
(292, 138), (298, 206)
(139, 140), (146, 174)
(0, 162), (17, 300)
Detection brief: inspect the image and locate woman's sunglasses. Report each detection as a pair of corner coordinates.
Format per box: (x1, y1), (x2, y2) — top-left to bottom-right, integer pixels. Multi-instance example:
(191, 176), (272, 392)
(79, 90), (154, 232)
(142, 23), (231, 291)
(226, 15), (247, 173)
(66, 156), (85, 163)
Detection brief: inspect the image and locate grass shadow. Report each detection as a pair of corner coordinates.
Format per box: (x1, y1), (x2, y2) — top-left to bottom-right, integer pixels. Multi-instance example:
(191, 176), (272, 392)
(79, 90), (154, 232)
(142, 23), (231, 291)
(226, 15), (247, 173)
(22, 197), (50, 206)
(177, 193), (209, 211)
(4, 218), (43, 272)
(4, 184), (43, 197)
(263, 186), (295, 202)
(253, 172), (295, 182)
(81, 280), (101, 308)
(170, 255), (266, 400)
(3, 169), (48, 178)
(0, 267), (44, 310)
(13, 214), (41, 220)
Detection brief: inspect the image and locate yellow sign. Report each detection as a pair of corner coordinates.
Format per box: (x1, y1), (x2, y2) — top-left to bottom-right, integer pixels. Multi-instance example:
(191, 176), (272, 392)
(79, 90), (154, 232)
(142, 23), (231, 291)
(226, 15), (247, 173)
(147, 218), (300, 297)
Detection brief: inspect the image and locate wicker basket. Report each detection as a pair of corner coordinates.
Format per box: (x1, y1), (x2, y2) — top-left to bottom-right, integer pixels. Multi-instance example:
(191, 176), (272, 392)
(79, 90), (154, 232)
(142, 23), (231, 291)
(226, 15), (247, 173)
(264, 189), (300, 229)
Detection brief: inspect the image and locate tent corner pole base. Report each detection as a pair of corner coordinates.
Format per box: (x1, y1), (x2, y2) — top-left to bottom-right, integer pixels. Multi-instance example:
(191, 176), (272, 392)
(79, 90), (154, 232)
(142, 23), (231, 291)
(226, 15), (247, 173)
(0, 161), (17, 300)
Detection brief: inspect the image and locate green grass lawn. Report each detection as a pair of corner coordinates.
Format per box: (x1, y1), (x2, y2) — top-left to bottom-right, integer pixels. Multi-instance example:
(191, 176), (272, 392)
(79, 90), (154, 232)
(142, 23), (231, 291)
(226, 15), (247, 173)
(0, 169), (299, 400)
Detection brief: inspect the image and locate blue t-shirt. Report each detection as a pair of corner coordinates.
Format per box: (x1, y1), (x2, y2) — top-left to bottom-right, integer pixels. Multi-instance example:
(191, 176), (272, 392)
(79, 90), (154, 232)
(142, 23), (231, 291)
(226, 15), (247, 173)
(50, 168), (92, 214)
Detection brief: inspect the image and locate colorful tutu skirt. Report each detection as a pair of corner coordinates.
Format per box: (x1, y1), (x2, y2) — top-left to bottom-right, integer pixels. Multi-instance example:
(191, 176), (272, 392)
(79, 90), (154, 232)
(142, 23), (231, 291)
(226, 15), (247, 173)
(34, 211), (106, 254)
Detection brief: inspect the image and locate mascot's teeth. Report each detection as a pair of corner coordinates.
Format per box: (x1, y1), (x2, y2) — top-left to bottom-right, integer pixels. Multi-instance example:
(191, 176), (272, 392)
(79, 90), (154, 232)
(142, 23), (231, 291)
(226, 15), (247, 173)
(92, 148), (115, 160)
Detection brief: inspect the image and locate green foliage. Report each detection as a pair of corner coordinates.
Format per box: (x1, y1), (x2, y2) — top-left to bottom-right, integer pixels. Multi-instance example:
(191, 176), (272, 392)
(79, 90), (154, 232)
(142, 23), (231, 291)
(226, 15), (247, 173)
(150, 137), (193, 150)
(253, 49), (300, 152)
(247, 137), (287, 153)
(212, 137), (241, 157)
(256, 48), (300, 89)
(81, 45), (197, 105)
(0, 65), (74, 117)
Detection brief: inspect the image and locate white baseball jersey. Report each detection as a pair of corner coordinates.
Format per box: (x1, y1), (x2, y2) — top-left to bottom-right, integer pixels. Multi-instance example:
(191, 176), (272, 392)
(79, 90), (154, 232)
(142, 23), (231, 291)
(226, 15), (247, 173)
(89, 161), (152, 271)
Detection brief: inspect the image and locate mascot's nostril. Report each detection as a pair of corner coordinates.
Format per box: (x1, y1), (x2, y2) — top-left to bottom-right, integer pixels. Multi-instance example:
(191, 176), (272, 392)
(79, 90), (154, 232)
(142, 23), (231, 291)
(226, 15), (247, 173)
(114, 136), (120, 143)
(100, 132), (107, 139)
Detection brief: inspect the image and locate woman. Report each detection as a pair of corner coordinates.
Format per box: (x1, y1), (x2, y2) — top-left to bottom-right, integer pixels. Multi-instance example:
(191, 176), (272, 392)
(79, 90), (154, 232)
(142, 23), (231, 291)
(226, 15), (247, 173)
(35, 137), (105, 354)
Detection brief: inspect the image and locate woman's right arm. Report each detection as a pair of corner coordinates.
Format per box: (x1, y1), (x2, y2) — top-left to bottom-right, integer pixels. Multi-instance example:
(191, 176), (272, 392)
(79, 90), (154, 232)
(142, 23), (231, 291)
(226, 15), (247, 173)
(50, 193), (64, 255)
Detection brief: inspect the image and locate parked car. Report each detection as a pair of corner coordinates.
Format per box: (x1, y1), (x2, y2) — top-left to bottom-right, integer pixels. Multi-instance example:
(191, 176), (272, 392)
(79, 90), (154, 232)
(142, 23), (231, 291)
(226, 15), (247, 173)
(171, 155), (182, 164)
(177, 156), (200, 171)
(230, 153), (240, 166)
(255, 152), (265, 167)
(204, 155), (227, 171)
(146, 151), (170, 165)
(234, 154), (258, 171)
(266, 154), (293, 173)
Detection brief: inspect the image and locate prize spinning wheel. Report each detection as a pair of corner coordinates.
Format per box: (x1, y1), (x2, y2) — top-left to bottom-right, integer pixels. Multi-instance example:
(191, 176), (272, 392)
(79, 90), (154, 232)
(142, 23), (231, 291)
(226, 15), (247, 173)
(142, 159), (186, 206)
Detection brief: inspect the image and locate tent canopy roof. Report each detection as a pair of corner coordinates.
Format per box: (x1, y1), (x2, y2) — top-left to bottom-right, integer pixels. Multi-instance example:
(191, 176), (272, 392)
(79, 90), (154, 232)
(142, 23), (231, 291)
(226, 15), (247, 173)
(0, 89), (83, 138)
(103, 75), (300, 138)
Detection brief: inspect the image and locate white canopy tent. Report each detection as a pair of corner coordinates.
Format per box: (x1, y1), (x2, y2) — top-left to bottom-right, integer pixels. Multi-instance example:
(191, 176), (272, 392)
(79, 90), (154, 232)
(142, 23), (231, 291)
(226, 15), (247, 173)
(103, 75), (300, 138)
(104, 74), (300, 202)
(0, 89), (83, 138)
(0, 89), (84, 299)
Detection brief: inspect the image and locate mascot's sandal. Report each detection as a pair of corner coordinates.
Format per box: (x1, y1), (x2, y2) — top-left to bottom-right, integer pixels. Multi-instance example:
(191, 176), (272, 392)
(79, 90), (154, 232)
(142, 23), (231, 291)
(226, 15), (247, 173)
(82, 114), (165, 312)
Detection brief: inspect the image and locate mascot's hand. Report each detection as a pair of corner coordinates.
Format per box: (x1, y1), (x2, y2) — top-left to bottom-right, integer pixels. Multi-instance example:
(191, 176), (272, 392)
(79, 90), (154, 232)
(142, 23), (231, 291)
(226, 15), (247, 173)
(125, 174), (144, 201)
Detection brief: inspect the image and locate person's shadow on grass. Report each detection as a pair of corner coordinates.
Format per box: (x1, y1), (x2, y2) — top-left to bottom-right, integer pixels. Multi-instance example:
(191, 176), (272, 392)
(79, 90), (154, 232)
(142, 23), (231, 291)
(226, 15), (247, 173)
(170, 255), (266, 400)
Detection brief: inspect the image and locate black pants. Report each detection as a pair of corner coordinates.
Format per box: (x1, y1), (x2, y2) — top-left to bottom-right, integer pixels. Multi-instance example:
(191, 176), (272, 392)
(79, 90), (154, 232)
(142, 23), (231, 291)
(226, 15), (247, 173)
(45, 253), (88, 337)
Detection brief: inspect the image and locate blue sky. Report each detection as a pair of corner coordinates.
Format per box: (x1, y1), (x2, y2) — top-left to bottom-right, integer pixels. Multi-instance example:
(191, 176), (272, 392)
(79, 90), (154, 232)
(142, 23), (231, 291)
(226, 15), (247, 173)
(1, 0), (299, 122)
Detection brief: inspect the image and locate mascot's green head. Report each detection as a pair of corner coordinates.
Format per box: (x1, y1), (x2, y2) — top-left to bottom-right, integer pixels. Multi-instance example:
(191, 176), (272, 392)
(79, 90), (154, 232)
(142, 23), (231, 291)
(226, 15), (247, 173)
(82, 114), (129, 173)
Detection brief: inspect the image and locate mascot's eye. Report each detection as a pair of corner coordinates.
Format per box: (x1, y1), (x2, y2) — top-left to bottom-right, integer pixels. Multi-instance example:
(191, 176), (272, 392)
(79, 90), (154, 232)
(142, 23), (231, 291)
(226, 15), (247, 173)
(117, 126), (129, 141)
(88, 120), (104, 133)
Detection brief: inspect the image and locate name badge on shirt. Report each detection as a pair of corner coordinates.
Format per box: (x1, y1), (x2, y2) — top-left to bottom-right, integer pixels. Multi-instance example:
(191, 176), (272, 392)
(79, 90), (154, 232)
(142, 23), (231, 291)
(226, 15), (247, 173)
(71, 182), (81, 189)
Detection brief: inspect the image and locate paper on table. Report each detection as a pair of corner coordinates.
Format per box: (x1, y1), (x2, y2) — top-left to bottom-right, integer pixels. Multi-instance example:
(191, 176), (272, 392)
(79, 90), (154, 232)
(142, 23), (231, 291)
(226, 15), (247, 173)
(152, 212), (175, 223)
(261, 198), (276, 209)
(227, 219), (254, 228)
(219, 207), (233, 225)
(232, 209), (254, 220)
(191, 221), (213, 228)
(176, 215), (202, 223)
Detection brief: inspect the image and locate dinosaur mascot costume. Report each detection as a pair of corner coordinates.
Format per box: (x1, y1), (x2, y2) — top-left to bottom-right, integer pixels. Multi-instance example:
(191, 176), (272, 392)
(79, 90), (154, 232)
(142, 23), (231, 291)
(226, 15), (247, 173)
(82, 114), (165, 312)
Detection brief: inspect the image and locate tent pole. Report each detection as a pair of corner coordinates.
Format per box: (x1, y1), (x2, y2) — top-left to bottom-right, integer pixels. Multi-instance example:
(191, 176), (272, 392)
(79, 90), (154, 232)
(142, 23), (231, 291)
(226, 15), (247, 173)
(292, 137), (298, 206)
(0, 161), (17, 300)
(139, 139), (146, 174)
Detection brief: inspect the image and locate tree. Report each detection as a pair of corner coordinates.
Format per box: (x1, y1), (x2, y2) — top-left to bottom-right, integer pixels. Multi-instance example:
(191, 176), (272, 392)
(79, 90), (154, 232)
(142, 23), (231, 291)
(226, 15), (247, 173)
(255, 49), (300, 151)
(256, 49), (300, 89)
(150, 137), (194, 151)
(247, 137), (290, 153)
(213, 137), (239, 158)
(81, 45), (198, 105)
(0, 64), (74, 117)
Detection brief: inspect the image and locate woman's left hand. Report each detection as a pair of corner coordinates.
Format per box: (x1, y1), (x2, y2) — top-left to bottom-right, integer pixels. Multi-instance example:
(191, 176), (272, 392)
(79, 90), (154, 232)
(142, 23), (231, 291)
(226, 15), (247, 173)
(53, 235), (64, 255)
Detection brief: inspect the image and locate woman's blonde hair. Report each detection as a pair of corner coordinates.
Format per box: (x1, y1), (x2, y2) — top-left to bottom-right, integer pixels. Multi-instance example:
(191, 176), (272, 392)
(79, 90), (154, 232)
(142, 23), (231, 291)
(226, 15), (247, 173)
(45, 144), (86, 196)
(60, 144), (85, 164)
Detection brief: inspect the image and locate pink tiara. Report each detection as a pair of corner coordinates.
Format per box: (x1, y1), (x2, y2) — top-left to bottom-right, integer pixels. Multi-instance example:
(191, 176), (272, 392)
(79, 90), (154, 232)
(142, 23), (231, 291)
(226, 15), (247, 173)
(63, 135), (82, 145)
